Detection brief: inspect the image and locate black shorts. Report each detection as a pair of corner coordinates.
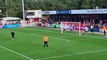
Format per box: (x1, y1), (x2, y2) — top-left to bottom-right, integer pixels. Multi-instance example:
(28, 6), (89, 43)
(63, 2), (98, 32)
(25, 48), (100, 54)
(104, 31), (106, 33)
(44, 41), (48, 44)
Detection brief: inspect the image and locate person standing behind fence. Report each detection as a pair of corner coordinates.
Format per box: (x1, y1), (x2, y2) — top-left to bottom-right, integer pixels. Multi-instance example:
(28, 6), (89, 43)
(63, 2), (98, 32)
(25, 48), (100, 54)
(43, 35), (48, 47)
(85, 26), (88, 35)
(103, 25), (106, 35)
(90, 25), (94, 34)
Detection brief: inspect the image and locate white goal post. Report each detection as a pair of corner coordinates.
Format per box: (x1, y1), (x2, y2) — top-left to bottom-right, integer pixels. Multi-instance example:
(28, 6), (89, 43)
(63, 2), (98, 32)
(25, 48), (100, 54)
(60, 22), (82, 36)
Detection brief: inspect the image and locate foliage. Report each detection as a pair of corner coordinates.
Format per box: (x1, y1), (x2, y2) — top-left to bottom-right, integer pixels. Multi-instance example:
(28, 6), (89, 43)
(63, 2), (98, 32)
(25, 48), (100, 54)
(0, 0), (107, 17)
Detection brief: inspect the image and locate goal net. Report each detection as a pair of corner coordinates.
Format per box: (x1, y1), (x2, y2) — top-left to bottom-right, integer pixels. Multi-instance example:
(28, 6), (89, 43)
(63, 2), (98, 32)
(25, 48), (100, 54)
(60, 22), (86, 36)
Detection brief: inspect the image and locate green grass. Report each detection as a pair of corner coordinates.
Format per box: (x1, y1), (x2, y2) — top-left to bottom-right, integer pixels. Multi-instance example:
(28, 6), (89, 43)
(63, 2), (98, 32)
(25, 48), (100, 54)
(0, 27), (107, 60)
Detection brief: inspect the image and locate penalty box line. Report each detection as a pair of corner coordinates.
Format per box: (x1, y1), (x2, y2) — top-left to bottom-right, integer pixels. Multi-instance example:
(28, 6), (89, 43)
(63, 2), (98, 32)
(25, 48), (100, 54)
(0, 45), (33, 60)
(30, 33), (71, 42)
(36, 49), (107, 60)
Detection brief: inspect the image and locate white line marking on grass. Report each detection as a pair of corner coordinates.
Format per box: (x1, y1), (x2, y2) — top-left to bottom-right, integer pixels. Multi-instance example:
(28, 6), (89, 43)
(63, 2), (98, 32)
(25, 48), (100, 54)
(49, 37), (71, 42)
(29, 28), (107, 40)
(23, 28), (106, 40)
(0, 45), (33, 60)
(36, 49), (107, 60)
(30, 33), (71, 42)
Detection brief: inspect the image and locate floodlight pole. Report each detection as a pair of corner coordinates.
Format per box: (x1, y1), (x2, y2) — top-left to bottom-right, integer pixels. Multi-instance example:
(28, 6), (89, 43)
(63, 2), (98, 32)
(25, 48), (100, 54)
(22, 0), (25, 21)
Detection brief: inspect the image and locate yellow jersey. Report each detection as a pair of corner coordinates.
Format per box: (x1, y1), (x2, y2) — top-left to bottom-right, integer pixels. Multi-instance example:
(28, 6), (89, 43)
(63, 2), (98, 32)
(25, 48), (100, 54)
(43, 36), (48, 42)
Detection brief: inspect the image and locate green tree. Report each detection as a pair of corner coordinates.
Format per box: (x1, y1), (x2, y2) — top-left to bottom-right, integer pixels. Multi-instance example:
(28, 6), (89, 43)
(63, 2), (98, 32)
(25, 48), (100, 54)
(0, 0), (107, 18)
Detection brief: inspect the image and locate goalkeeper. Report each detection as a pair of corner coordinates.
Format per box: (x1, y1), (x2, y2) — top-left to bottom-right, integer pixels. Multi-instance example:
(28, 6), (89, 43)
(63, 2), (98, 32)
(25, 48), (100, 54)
(43, 35), (48, 47)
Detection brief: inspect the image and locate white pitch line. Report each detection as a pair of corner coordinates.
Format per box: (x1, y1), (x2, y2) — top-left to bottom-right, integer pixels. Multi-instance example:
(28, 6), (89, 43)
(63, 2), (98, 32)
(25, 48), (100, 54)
(24, 28), (107, 40)
(36, 49), (107, 60)
(30, 29), (106, 39)
(30, 33), (71, 42)
(34, 28), (107, 40)
(0, 45), (33, 60)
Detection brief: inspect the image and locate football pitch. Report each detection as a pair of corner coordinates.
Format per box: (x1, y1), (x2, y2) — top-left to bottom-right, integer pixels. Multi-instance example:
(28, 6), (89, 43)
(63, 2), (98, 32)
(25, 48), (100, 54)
(0, 27), (107, 60)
